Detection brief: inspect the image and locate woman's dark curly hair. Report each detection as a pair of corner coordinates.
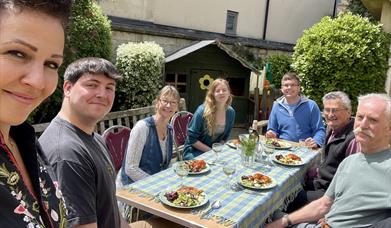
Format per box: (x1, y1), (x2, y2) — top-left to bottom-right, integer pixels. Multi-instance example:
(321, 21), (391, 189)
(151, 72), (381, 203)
(0, 0), (72, 27)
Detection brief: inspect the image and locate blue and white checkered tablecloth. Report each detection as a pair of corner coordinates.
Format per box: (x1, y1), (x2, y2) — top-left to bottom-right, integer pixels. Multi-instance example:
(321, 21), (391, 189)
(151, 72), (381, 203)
(124, 143), (320, 227)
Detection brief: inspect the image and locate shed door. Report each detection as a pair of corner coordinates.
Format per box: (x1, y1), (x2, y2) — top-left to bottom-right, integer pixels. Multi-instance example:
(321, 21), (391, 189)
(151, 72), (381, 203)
(188, 69), (223, 113)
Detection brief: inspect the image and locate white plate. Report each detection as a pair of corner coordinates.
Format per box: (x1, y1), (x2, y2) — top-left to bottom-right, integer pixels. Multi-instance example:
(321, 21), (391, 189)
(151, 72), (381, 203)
(188, 163), (211, 175)
(273, 153), (304, 166)
(226, 139), (240, 149)
(238, 174), (277, 190)
(159, 190), (208, 209)
(264, 141), (292, 150)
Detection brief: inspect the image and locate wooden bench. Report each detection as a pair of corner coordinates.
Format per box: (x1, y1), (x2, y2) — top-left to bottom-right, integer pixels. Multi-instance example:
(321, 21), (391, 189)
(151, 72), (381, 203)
(33, 98), (187, 135)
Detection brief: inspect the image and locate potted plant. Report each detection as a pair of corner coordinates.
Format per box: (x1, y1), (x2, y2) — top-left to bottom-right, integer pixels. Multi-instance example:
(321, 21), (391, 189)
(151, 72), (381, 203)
(238, 134), (256, 167)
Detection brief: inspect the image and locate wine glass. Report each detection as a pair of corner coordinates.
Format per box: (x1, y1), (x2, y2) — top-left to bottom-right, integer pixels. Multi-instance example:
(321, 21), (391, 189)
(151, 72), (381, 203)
(256, 141), (271, 170)
(174, 161), (189, 187)
(222, 161), (236, 189)
(263, 142), (275, 167)
(212, 143), (223, 164)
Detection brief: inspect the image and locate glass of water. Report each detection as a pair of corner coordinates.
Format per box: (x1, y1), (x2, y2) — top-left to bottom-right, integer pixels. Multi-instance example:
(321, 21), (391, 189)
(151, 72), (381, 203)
(212, 143), (223, 164)
(222, 161), (236, 189)
(263, 141), (275, 167)
(174, 161), (189, 187)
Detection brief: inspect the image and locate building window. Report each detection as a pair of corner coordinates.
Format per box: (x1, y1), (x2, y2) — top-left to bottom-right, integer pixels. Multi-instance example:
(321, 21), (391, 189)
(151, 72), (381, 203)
(165, 73), (187, 93)
(227, 77), (245, 97)
(225, 10), (238, 36)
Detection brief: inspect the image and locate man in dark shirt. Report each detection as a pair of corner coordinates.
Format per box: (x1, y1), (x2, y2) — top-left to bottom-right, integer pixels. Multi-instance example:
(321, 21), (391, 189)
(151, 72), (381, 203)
(39, 58), (125, 228)
(287, 91), (360, 212)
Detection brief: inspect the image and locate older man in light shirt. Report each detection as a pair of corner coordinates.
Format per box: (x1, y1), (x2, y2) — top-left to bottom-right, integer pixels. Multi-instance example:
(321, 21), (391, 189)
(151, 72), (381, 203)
(267, 93), (391, 228)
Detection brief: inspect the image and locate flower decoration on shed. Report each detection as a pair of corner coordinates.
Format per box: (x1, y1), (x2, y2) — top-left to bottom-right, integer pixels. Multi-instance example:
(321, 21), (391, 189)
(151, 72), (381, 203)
(199, 74), (214, 90)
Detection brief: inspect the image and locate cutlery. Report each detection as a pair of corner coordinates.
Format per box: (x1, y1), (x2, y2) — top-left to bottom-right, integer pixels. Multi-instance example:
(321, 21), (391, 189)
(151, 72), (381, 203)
(201, 200), (221, 218)
(231, 183), (244, 191)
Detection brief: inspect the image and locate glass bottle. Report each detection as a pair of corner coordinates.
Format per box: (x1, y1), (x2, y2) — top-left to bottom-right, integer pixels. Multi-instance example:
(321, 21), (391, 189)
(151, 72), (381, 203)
(249, 120), (259, 142)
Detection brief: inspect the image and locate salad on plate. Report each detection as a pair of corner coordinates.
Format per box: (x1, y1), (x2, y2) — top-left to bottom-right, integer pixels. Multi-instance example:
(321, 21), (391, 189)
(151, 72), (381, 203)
(184, 160), (209, 174)
(274, 153), (303, 166)
(226, 139), (241, 149)
(161, 186), (207, 208)
(239, 172), (276, 189)
(265, 138), (292, 149)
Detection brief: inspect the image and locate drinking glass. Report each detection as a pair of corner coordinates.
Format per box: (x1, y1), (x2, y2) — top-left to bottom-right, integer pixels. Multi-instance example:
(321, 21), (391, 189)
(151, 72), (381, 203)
(263, 142), (275, 167)
(257, 141), (272, 170)
(238, 134), (248, 143)
(222, 161), (236, 189)
(212, 143), (223, 164)
(174, 161), (189, 187)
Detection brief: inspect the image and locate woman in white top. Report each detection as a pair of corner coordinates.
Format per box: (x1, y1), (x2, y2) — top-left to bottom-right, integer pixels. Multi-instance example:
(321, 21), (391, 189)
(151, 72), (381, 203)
(120, 85), (180, 184)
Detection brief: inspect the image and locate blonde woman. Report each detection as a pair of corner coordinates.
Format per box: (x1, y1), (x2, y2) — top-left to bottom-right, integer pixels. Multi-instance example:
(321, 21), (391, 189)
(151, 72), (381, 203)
(183, 78), (235, 160)
(121, 85), (180, 185)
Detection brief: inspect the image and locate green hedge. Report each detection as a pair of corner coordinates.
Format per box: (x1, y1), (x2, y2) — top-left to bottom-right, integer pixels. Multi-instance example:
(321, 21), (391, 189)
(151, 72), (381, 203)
(115, 42), (165, 109)
(292, 13), (390, 111)
(265, 53), (293, 88)
(347, 0), (376, 22)
(31, 0), (112, 123)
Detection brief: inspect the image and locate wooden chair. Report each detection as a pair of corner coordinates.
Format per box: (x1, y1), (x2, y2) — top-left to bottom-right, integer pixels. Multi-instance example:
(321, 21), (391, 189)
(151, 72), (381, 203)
(170, 111), (193, 161)
(102, 125), (131, 173)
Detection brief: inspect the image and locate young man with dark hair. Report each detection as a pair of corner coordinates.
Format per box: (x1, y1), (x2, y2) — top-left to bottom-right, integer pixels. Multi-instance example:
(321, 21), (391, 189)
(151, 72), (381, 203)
(39, 57), (124, 228)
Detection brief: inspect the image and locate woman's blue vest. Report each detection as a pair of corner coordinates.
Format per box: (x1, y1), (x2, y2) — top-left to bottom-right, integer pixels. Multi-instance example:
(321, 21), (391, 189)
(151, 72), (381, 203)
(121, 117), (173, 185)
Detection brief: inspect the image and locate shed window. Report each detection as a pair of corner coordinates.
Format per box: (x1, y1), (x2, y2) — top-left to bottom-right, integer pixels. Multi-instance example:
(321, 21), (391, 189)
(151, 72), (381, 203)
(227, 77), (245, 97)
(165, 73), (187, 93)
(225, 10), (238, 36)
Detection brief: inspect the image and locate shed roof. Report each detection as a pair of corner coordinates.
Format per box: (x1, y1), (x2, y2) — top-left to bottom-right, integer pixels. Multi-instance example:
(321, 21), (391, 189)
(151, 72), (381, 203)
(165, 39), (259, 72)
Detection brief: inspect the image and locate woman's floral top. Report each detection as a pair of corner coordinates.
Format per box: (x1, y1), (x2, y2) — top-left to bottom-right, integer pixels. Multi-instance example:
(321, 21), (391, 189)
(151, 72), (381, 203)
(0, 123), (67, 227)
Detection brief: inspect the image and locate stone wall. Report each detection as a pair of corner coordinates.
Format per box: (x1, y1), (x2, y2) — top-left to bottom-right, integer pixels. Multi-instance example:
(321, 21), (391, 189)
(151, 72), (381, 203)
(336, 0), (351, 14)
(111, 30), (194, 57)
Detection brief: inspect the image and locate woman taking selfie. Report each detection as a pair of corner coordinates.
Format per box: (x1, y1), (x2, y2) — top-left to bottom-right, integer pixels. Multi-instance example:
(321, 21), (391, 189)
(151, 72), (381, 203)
(0, 0), (71, 226)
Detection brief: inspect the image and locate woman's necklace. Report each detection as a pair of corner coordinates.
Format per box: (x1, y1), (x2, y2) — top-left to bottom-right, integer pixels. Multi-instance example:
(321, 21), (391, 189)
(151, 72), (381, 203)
(157, 126), (167, 140)
(154, 115), (168, 140)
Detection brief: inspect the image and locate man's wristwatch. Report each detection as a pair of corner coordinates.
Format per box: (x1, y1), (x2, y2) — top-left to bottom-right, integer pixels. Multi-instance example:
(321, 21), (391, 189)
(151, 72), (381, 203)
(283, 214), (293, 227)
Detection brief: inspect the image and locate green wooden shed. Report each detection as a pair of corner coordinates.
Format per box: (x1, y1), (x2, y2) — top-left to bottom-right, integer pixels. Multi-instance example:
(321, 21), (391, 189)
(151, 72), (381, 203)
(164, 40), (258, 124)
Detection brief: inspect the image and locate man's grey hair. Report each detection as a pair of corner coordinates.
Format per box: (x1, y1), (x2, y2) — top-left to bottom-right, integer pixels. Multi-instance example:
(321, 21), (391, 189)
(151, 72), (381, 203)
(358, 93), (391, 123)
(322, 91), (352, 111)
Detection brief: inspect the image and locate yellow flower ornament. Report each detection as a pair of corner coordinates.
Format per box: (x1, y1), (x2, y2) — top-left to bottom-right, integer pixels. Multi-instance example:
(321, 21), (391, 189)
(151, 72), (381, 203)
(199, 74), (214, 90)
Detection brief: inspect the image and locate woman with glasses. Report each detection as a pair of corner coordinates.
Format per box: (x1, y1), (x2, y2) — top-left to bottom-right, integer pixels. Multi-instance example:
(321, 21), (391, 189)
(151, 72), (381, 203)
(183, 78), (235, 160)
(120, 85), (180, 185)
(0, 0), (71, 226)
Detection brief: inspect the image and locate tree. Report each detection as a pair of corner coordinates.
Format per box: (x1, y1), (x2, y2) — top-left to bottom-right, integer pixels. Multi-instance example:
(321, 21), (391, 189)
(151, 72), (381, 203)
(115, 42), (165, 110)
(347, 0), (376, 22)
(265, 53), (293, 89)
(292, 13), (390, 111)
(31, 0), (112, 123)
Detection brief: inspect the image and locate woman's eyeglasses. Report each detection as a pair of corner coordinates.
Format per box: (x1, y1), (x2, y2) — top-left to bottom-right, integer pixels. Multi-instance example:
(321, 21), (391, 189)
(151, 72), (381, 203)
(160, 99), (178, 106)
